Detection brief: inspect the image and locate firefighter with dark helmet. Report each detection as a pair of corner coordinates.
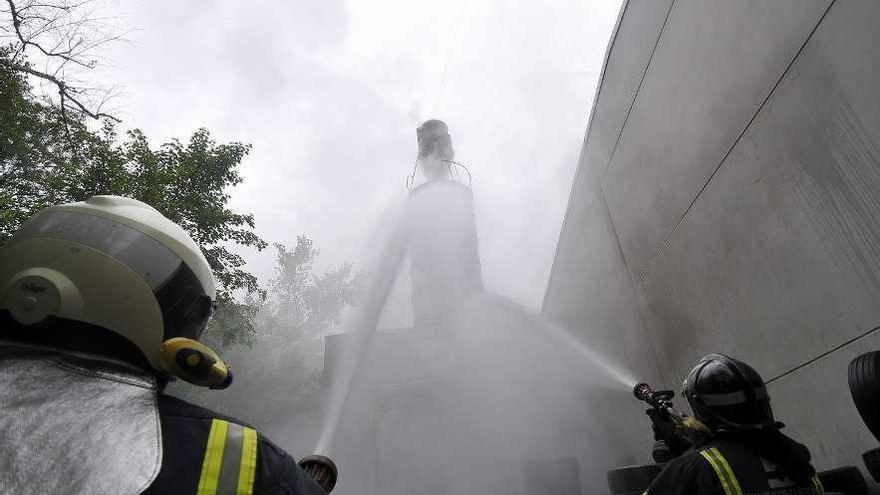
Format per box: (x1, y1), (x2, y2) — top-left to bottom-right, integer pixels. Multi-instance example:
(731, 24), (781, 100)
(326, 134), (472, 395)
(644, 353), (825, 495)
(0, 196), (329, 494)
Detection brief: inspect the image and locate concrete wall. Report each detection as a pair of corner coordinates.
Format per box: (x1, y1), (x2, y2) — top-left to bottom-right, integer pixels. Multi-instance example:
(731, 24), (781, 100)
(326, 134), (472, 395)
(544, 0), (880, 488)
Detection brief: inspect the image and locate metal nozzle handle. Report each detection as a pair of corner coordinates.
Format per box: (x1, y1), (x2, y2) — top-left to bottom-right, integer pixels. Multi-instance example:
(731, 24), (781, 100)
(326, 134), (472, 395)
(633, 382), (686, 425)
(298, 454), (338, 493)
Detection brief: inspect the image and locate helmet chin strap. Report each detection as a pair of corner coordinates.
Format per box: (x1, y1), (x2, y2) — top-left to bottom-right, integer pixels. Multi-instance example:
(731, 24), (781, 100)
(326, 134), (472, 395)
(707, 412), (782, 433)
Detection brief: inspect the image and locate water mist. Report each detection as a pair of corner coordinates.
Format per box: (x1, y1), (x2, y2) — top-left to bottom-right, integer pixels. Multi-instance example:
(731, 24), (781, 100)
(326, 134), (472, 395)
(314, 120), (643, 494)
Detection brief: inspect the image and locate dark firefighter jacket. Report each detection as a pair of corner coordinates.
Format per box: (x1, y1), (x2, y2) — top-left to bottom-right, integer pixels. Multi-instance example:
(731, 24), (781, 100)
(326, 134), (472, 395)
(644, 437), (824, 495)
(143, 394), (327, 495)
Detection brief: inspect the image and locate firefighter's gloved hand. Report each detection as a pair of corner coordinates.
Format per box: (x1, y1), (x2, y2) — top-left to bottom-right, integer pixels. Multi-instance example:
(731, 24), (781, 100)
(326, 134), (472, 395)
(646, 408), (692, 457)
(646, 408), (676, 442)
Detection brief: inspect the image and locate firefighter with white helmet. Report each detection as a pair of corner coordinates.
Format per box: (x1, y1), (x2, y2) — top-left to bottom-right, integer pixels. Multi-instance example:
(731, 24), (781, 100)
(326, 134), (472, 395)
(0, 195), (330, 494)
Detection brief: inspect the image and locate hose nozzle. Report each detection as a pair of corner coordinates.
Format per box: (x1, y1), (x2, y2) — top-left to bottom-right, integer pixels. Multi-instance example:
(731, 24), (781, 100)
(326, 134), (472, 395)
(634, 381), (706, 438)
(633, 382), (654, 402)
(298, 454), (338, 493)
(633, 381), (676, 410)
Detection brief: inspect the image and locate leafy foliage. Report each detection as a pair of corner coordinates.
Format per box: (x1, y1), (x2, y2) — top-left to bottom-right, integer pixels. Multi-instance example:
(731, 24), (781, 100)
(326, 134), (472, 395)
(266, 237), (361, 340)
(1, 48), (266, 341)
(3, 15), (364, 427)
(113, 127), (268, 302)
(208, 295), (263, 349)
(175, 239), (361, 429)
(3, 47), (364, 425)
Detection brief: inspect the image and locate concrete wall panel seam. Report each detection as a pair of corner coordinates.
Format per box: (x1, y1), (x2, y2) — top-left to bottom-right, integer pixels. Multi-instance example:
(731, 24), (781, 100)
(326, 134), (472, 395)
(766, 325), (880, 385)
(601, 0), (678, 179)
(636, 0), (838, 284)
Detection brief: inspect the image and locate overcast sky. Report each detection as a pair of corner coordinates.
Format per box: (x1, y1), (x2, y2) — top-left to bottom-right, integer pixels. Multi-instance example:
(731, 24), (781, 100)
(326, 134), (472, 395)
(95, 0), (622, 319)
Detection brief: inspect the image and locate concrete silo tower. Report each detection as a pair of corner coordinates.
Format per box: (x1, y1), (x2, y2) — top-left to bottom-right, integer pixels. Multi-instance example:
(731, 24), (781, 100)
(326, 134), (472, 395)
(406, 120), (483, 333)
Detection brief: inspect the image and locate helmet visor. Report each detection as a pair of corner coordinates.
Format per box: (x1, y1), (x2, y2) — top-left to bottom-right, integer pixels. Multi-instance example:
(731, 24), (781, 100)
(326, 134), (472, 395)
(15, 210), (214, 340)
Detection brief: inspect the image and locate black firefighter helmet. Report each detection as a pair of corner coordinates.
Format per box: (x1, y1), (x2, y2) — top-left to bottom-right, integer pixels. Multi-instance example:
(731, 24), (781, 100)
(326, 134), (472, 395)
(682, 353), (779, 432)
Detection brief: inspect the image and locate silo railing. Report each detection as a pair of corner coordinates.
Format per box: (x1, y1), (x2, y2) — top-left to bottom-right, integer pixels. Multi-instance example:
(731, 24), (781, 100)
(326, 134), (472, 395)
(406, 159), (472, 192)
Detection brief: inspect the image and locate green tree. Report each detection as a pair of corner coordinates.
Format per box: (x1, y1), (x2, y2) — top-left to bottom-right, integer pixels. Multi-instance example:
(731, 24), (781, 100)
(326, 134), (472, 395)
(0, 48), (267, 342)
(177, 239), (361, 429)
(3, 6), (362, 428)
(265, 237), (360, 341)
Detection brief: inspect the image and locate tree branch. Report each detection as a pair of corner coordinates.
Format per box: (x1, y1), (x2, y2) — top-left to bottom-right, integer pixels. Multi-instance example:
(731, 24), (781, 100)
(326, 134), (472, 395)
(0, 57), (121, 121)
(7, 0), (93, 68)
(4, 0), (121, 121)
(59, 87), (73, 143)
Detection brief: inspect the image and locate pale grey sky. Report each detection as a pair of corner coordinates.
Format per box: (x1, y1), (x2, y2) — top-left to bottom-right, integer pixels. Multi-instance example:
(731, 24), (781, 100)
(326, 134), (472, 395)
(95, 0), (623, 317)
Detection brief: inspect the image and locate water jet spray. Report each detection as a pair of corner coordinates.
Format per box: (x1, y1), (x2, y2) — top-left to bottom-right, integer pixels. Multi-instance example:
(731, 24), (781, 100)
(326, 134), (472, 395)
(316, 119), (479, 457)
(528, 311), (638, 390)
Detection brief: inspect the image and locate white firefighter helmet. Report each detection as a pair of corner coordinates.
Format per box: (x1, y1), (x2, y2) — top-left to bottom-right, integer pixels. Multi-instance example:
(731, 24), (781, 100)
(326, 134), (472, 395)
(0, 195), (230, 387)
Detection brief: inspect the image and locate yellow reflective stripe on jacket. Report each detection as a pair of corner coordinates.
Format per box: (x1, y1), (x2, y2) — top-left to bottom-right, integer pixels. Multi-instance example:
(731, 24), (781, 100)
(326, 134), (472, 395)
(197, 419), (260, 495)
(700, 447), (743, 495)
(198, 419), (230, 495)
(236, 427), (259, 495)
(811, 474), (825, 494)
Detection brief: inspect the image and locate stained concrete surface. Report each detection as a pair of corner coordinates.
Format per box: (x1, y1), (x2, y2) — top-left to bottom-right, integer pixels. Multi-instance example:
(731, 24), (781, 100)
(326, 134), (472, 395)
(602, 0), (832, 279)
(545, 0), (880, 491)
(641, 0), (880, 380)
(769, 330), (880, 474)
